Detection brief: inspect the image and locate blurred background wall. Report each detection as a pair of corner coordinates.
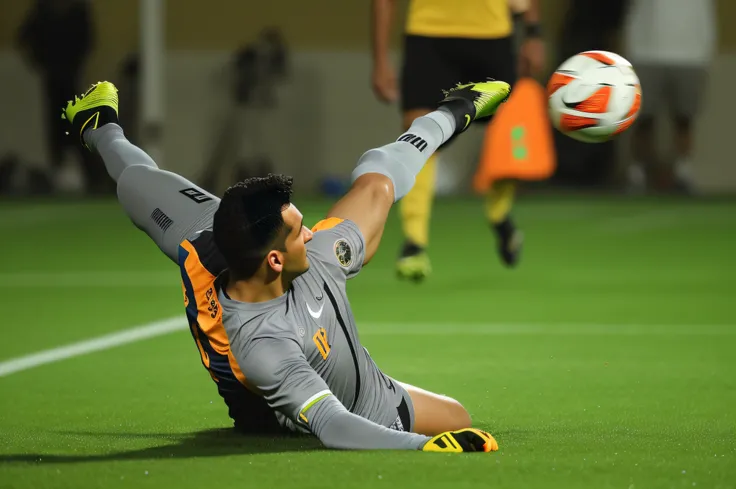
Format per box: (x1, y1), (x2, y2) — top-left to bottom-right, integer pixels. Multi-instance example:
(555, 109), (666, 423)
(1, 0), (734, 195)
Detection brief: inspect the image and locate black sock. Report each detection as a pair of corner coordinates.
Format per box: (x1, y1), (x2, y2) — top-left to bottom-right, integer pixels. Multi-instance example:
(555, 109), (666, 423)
(401, 241), (424, 257)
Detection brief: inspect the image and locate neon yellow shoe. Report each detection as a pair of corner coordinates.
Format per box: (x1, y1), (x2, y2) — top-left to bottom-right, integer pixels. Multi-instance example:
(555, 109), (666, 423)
(438, 80), (511, 134)
(61, 81), (119, 150)
(396, 243), (432, 282)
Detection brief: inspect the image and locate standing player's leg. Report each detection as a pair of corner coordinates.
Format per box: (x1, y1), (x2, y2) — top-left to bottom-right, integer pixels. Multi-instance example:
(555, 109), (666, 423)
(670, 65), (708, 193)
(61, 81), (219, 263)
(485, 180), (523, 265)
(462, 36), (524, 266)
(397, 108), (437, 277)
(396, 35), (461, 281)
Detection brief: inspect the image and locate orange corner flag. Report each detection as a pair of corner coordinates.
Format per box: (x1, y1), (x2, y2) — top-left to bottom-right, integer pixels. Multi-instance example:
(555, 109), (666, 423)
(473, 77), (557, 193)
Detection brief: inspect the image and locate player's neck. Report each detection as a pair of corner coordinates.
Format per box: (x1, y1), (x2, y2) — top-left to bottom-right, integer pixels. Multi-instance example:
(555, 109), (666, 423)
(225, 272), (291, 303)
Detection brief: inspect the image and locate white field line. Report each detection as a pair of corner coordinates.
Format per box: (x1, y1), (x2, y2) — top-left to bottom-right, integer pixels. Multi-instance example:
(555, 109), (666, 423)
(0, 319), (732, 378)
(0, 317), (185, 377)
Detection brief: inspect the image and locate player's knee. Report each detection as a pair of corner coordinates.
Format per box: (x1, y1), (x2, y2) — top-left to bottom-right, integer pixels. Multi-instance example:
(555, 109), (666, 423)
(351, 148), (414, 201)
(444, 396), (472, 431)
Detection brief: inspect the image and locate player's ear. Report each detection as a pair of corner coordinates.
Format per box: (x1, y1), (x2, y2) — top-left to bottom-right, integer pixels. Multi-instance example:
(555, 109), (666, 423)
(266, 249), (284, 273)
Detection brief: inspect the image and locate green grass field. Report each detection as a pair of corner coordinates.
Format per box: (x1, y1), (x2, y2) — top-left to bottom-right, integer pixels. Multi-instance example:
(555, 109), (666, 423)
(1, 196), (735, 489)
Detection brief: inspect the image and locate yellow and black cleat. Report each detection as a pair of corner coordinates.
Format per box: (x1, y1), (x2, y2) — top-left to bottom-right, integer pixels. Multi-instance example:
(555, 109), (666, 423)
(438, 80), (511, 135)
(396, 252), (432, 282)
(422, 428), (499, 453)
(61, 81), (119, 150)
(396, 241), (431, 282)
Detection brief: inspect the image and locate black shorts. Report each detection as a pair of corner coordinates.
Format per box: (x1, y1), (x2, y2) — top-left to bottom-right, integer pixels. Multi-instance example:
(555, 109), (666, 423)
(400, 35), (517, 113)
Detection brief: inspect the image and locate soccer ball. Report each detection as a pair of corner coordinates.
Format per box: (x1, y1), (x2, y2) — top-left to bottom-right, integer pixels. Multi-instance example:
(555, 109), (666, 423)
(547, 50), (642, 143)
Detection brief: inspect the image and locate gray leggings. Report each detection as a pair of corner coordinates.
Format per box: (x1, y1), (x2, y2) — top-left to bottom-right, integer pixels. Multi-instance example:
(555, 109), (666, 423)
(88, 124), (220, 263)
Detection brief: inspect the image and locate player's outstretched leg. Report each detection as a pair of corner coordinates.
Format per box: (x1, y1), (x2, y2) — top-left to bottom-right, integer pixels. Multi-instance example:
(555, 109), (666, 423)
(352, 79), (510, 208)
(61, 81), (219, 263)
(388, 80), (512, 281)
(394, 80), (512, 281)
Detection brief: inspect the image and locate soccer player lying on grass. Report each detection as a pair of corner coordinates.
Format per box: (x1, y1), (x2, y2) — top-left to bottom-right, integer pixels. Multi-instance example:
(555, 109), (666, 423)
(61, 79), (510, 452)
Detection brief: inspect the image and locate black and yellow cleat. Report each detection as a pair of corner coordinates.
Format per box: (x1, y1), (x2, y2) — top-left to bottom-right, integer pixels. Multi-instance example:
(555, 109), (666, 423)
(396, 241), (431, 282)
(61, 81), (119, 150)
(438, 80), (511, 136)
(422, 428), (499, 453)
(493, 217), (523, 268)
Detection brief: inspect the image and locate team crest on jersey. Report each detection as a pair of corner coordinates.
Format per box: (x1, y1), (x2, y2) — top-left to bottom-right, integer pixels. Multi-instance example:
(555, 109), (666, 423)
(334, 239), (352, 268)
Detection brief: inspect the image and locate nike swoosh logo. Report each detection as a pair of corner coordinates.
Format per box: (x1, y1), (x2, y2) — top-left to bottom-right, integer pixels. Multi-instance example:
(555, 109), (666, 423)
(463, 114), (471, 130)
(306, 302), (324, 319)
(80, 112), (100, 136)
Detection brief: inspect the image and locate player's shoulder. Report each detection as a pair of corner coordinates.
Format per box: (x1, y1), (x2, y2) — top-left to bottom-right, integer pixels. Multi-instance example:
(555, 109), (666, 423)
(310, 217), (363, 238)
(219, 288), (304, 347)
(178, 229), (227, 276)
(307, 217), (365, 277)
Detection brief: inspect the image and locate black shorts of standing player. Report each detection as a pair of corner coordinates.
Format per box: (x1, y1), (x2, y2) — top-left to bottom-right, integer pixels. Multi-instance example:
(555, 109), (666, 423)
(400, 35), (517, 120)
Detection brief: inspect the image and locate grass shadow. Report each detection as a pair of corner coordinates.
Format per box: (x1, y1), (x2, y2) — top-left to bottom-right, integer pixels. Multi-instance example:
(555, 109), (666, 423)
(0, 428), (323, 464)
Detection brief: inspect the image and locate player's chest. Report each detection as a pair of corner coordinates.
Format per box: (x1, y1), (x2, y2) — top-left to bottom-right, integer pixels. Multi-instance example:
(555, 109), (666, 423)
(291, 283), (359, 374)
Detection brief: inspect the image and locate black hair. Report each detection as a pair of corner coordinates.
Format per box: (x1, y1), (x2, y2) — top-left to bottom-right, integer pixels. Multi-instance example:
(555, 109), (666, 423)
(213, 174), (294, 280)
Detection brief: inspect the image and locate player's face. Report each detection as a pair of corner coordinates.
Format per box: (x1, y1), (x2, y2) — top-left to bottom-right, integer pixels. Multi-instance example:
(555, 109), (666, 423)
(280, 204), (313, 277)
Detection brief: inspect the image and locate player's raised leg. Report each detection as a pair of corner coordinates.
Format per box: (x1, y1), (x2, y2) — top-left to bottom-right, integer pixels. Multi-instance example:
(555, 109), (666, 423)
(330, 80), (512, 265)
(61, 81), (219, 263)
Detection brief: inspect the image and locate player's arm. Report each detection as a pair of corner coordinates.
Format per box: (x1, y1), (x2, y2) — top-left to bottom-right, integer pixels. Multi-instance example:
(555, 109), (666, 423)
(324, 174), (393, 266)
(518, 0), (545, 76)
(240, 335), (428, 449)
(523, 0), (540, 24)
(239, 335), (494, 451)
(371, 0), (396, 64)
(371, 0), (399, 102)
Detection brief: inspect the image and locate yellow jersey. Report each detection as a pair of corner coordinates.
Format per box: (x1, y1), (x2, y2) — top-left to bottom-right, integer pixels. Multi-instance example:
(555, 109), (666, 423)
(405, 0), (513, 39)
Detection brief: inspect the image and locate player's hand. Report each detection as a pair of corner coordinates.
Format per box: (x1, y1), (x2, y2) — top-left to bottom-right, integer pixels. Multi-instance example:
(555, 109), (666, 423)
(372, 61), (398, 103)
(422, 428), (499, 453)
(518, 37), (546, 77)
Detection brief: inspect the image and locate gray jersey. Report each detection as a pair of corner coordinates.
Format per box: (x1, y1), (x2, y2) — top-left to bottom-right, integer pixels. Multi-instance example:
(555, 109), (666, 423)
(219, 219), (430, 450)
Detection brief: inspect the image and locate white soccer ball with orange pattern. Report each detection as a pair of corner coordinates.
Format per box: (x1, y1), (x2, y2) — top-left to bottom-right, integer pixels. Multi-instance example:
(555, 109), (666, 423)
(547, 50), (642, 143)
